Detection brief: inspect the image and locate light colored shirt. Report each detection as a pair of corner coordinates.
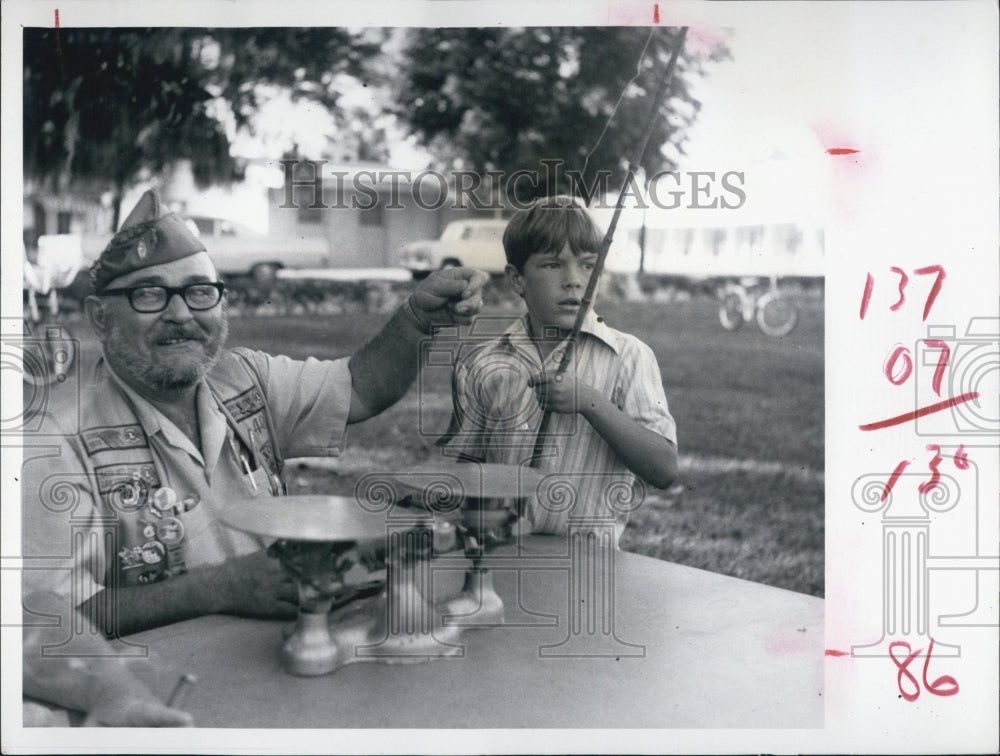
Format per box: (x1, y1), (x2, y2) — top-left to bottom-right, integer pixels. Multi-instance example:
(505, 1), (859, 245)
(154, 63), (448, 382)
(444, 312), (676, 538)
(21, 350), (352, 604)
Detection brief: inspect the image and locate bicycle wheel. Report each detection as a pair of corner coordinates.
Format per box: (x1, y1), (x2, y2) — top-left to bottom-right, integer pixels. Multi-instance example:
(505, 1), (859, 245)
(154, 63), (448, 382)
(756, 292), (798, 337)
(718, 287), (748, 331)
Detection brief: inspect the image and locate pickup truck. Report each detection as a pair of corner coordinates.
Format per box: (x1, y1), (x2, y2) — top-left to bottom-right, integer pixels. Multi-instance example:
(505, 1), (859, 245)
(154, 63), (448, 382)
(398, 219), (508, 278)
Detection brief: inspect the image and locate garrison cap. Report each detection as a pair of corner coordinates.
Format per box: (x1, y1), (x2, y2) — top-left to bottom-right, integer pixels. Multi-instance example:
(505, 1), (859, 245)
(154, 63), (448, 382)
(90, 189), (206, 293)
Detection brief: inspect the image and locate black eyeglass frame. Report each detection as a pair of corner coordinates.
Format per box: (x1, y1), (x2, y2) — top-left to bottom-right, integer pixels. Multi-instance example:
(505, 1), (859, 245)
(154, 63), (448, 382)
(99, 281), (227, 313)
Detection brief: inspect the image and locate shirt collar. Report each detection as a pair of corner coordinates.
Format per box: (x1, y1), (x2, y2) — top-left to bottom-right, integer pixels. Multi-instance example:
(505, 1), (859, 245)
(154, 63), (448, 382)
(100, 358), (227, 468)
(505, 310), (621, 356)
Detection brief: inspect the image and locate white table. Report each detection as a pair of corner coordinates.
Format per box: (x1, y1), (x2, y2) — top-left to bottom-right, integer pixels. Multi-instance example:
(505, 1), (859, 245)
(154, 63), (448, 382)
(123, 535), (823, 728)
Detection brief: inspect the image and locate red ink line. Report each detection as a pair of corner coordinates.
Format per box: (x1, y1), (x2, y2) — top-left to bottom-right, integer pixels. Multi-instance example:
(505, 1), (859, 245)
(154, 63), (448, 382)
(924, 339), (950, 396)
(653, 4), (660, 23)
(953, 444), (970, 470)
(826, 148), (859, 155)
(859, 392), (980, 431)
(881, 459), (911, 502)
(923, 639), (959, 697)
(824, 649), (850, 657)
(859, 272), (874, 320)
(883, 343), (913, 386)
(918, 445), (942, 495)
(914, 264), (946, 321)
(889, 266), (908, 311)
(889, 641), (923, 702)
(54, 9), (62, 57)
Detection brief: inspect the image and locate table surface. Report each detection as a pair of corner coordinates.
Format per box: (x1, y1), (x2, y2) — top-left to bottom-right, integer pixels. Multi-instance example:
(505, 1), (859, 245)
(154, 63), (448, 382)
(122, 535), (824, 729)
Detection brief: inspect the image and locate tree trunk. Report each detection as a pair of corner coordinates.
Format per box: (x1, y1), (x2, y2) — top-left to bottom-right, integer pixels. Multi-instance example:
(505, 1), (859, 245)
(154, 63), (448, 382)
(111, 179), (125, 232)
(56, 78), (82, 195)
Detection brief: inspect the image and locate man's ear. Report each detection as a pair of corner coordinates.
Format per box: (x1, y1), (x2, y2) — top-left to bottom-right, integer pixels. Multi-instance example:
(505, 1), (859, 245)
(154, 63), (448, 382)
(505, 264), (525, 297)
(85, 295), (109, 337)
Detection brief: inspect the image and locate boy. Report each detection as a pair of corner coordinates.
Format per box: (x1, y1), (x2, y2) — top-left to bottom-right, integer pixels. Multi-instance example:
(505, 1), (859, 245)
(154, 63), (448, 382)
(444, 195), (677, 542)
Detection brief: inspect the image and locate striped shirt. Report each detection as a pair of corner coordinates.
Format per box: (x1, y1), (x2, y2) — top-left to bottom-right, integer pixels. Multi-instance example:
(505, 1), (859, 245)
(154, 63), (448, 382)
(443, 311), (676, 539)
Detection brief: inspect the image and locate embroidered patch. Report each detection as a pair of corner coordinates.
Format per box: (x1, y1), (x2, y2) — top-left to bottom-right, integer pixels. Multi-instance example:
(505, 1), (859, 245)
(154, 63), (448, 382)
(81, 424), (147, 453)
(94, 463), (160, 512)
(223, 386), (265, 422)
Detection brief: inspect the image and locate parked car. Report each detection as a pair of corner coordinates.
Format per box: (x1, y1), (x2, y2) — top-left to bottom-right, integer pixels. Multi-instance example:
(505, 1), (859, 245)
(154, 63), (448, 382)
(399, 219), (509, 278)
(398, 216), (644, 278)
(184, 215), (329, 283)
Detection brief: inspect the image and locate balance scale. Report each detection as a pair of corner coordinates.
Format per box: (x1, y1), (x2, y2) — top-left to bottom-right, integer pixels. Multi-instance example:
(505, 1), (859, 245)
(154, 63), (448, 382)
(220, 463), (544, 676)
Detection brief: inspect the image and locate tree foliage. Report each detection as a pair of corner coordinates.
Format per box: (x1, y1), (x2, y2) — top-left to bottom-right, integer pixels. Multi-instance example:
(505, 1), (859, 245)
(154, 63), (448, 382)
(23, 28), (382, 229)
(22, 26), (728, 228)
(392, 27), (729, 201)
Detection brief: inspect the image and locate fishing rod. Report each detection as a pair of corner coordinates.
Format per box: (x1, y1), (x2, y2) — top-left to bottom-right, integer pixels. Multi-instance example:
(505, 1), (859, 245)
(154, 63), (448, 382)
(529, 26), (688, 466)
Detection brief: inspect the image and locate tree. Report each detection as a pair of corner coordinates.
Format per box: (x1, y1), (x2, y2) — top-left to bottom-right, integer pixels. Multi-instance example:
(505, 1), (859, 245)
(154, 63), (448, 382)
(392, 27), (729, 203)
(23, 28), (386, 230)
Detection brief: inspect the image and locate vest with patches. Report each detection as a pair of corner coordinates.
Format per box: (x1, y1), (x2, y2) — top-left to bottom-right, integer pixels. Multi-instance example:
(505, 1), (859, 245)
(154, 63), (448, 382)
(70, 349), (283, 587)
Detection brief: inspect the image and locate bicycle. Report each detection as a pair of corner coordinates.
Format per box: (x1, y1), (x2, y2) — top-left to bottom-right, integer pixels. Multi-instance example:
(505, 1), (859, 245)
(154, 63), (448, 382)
(717, 276), (799, 337)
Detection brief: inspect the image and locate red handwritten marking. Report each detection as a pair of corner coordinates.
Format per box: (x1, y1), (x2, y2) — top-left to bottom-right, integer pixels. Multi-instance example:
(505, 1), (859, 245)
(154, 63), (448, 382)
(859, 273), (874, 320)
(54, 9), (62, 56)
(919, 445), (943, 495)
(883, 343), (913, 386)
(653, 4), (660, 23)
(889, 266), (908, 311)
(953, 444), (970, 470)
(922, 640), (959, 697)
(824, 649), (850, 657)
(889, 641), (922, 701)
(889, 640), (959, 701)
(914, 264), (946, 320)
(826, 148), (859, 155)
(859, 392), (980, 431)
(924, 339), (950, 396)
(881, 459), (911, 501)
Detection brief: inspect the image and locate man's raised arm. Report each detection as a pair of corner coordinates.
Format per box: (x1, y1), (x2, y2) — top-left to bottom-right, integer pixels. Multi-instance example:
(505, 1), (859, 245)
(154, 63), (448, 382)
(347, 267), (488, 423)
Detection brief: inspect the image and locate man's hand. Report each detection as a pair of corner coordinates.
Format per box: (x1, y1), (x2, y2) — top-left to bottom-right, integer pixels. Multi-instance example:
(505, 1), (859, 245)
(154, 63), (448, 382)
(411, 267), (489, 327)
(529, 364), (599, 416)
(84, 686), (194, 727)
(212, 549), (298, 619)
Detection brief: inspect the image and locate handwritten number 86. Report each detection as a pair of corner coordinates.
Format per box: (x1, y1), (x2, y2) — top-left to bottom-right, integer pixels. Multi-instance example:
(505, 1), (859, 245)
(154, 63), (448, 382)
(889, 639), (959, 702)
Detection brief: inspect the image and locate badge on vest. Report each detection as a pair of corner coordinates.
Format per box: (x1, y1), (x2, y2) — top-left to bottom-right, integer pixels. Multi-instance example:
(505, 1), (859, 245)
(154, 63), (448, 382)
(120, 487), (188, 583)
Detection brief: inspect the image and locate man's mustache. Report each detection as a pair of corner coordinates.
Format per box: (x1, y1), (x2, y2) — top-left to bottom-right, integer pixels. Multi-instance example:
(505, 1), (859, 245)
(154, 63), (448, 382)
(152, 327), (208, 344)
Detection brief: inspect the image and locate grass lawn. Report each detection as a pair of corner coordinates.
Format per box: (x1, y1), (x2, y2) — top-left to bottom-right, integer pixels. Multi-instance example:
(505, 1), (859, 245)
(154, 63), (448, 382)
(225, 290), (825, 597)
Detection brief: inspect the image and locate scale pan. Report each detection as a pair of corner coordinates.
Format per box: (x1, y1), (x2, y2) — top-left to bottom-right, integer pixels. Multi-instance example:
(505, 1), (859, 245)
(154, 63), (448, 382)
(219, 495), (409, 542)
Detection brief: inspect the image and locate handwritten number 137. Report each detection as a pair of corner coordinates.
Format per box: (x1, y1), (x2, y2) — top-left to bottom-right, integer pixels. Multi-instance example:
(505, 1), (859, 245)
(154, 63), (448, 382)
(860, 265), (946, 321)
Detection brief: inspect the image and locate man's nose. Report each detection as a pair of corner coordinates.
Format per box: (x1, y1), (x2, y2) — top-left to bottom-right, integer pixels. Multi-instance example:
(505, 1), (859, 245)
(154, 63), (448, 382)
(161, 290), (195, 321)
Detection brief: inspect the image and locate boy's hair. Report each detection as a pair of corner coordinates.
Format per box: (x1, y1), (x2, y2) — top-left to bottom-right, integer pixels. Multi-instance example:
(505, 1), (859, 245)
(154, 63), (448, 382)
(502, 195), (603, 272)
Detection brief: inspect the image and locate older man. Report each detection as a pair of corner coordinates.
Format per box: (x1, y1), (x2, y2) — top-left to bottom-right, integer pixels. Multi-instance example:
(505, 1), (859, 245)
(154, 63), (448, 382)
(21, 189), (487, 639)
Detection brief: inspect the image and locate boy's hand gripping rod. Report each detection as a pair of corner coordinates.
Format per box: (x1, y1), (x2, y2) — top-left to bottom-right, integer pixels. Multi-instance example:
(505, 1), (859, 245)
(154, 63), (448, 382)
(529, 26), (688, 467)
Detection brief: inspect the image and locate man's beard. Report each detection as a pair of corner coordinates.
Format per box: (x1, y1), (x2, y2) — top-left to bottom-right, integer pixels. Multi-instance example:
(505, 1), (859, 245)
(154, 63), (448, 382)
(105, 311), (229, 393)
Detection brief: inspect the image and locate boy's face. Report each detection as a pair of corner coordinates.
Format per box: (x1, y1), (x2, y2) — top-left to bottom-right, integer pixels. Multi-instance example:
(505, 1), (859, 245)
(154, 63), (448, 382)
(506, 243), (598, 335)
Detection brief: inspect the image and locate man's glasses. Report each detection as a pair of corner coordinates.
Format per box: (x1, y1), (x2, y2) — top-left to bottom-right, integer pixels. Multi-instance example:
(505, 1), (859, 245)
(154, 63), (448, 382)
(100, 282), (226, 313)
